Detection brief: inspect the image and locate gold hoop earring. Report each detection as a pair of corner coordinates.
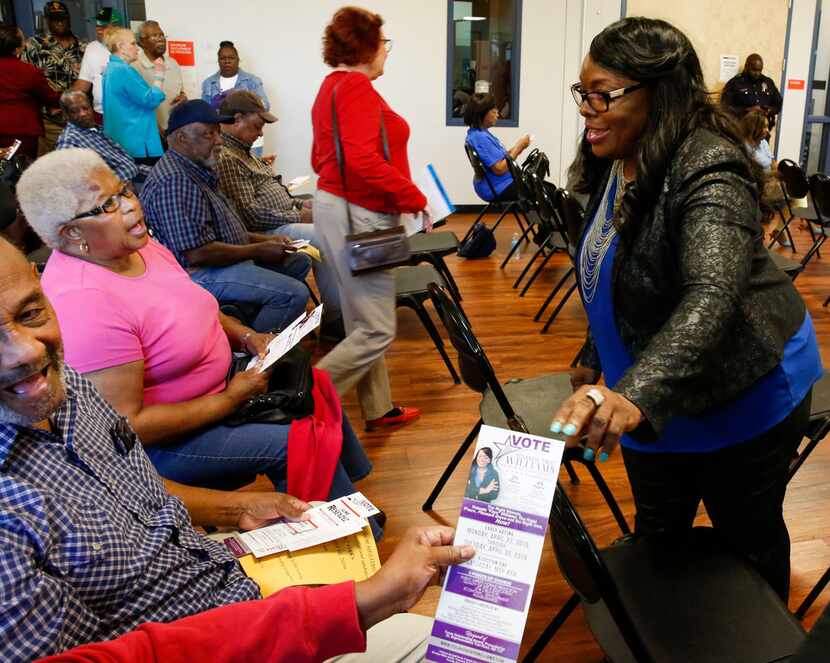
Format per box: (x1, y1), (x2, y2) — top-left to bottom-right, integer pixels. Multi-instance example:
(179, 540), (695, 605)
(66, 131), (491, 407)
(80, 240), (89, 254)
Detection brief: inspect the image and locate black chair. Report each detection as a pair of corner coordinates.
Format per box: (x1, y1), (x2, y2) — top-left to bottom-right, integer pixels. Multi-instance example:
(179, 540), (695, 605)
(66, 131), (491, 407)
(421, 283), (630, 537)
(462, 143), (529, 242)
(512, 173), (570, 293)
(395, 265), (460, 384)
(499, 156), (540, 268)
(534, 190), (581, 334)
(769, 159), (820, 253)
(408, 230), (463, 302)
(788, 370), (830, 483)
(523, 485), (806, 662)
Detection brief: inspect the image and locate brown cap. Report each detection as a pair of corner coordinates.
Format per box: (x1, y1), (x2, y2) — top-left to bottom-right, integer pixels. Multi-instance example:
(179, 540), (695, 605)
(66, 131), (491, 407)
(219, 90), (277, 123)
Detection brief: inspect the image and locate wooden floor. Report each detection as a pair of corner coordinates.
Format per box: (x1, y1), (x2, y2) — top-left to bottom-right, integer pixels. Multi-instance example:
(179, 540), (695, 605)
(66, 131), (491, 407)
(311, 213), (830, 661)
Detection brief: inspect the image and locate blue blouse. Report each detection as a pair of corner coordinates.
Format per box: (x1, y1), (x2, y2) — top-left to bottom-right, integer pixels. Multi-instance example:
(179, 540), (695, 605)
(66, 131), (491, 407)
(465, 128), (513, 201)
(578, 172), (823, 453)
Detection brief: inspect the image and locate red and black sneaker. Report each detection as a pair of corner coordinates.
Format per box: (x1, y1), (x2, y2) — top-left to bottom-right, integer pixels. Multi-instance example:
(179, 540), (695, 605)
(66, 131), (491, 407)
(365, 406), (421, 431)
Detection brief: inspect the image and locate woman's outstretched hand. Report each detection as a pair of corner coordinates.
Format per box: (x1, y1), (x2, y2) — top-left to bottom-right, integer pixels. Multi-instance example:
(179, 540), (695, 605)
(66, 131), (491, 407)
(550, 385), (643, 462)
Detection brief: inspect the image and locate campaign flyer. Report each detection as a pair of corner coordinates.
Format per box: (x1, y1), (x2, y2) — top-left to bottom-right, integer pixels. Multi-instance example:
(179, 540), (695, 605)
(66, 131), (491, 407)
(426, 425), (564, 663)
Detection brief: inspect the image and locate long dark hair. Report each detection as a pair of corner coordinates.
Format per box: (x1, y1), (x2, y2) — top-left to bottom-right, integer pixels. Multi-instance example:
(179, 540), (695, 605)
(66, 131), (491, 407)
(570, 18), (760, 239)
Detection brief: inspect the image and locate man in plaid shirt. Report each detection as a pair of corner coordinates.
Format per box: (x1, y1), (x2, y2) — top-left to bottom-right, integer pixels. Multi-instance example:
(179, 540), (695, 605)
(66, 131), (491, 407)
(217, 91), (342, 332)
(21, 2), (86, 154)
(0, 237), (314, 661)
(56, 91), (149, 187)
(140, 100), (310, 332)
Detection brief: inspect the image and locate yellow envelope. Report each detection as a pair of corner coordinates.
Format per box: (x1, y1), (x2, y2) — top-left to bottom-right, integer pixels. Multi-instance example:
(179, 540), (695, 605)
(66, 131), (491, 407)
(238, 525), (380, 596)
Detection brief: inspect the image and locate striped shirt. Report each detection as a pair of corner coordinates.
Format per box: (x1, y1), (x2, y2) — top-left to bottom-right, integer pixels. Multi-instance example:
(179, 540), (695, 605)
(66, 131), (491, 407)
(0, 366), (258, 662)
(56, 122), (149, 183)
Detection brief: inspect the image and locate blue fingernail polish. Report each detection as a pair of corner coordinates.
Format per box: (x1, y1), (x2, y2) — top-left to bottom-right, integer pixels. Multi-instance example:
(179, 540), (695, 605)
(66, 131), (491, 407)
(583, 447), (595, 461)
(563, 423), (577, 436)
(550, 421), (562, 434)
(599, 452), (609, 463)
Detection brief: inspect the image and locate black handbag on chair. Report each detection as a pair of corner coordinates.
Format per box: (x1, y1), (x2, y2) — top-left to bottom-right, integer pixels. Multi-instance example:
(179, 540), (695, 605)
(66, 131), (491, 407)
(224, 345), (315, 426)
(331, 86), (411, 275)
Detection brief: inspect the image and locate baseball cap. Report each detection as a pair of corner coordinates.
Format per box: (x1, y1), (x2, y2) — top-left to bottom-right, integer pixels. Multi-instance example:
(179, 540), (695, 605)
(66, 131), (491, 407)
(95, 7), (123, 26)
(44, 1), (69, 18)
(219, 91), (277, 123)
(166, 100), (234, 136)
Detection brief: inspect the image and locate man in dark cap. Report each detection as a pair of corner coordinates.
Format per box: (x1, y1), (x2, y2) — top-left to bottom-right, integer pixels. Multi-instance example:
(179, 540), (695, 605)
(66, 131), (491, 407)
(721, 53), (783, 130)
(21, 1), (87, 153)
(141, 100), (311, 333)
(73, 6), (123, 125)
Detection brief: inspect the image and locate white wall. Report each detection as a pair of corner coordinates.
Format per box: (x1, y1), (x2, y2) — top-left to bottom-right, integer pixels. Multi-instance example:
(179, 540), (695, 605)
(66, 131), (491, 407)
(144, 0), (620, 205)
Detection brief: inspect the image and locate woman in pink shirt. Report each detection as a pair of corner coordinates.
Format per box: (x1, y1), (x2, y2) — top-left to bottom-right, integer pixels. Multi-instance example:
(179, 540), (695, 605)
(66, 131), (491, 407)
(18, 149), (374, 521)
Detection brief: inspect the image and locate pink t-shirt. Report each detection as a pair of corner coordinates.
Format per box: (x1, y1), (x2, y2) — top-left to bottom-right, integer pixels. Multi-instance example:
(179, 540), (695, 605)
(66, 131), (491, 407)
(42, 240), (231, 405)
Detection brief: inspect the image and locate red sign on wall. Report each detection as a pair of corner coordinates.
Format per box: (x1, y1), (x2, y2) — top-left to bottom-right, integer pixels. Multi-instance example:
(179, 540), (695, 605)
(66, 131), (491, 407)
(787, 79), (805, 90)
(168, 41), (195, 67)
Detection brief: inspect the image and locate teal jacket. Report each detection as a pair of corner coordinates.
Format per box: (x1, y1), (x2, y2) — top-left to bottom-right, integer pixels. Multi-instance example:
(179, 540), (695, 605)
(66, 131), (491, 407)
(103, 54), (165, 158)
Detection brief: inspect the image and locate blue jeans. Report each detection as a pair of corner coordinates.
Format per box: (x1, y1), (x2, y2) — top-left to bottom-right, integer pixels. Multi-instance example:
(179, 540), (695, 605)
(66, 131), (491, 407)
(191, 257), (310, 332)
(265, 223), (342, 320)
(145, 413), (381, 537)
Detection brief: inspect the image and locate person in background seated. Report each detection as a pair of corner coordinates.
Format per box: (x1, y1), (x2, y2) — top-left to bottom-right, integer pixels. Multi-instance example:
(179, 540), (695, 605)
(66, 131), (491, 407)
(140, 100), (310, 332)
(18, 148), (374, 515)
(552, 17), (822, 602)
(72, 7), (122, 125)
(463, 93), (530, 202)
(0, 24), (60, 160)
(21, 1), (86, 154)
(102, 27), (165, 166)
(721, 53), (783, 131)
(38, 527), (472, 663)
(311, 7), (430, 431)
(202, 40), (269, 156)
(0, 236), (440, 662)
(217, 90), (344, 336)
(56, 91), (150, 189)
(133, 20), (186, 134)
(739, 110), (787, 242)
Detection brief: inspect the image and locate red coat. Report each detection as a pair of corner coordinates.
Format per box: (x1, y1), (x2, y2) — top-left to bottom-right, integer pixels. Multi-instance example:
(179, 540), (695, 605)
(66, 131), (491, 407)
(0, 56), (60, 137)
(36, 581), (365, 663)
(311, 70), (426, 214)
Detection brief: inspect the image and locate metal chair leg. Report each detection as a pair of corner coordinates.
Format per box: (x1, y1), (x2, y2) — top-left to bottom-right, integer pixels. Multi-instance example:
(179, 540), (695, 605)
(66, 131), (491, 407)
(423, 419), (483, 511)
(490, 207), (512, 234)
(541, 281), (578, 334)
(581, 460), (632, 535)
(562, 458), (580, 485)
(463, 203), (494, 242)
(407, 298), (461, 384)
(788, 418), (830, 482)
(521, 593), (580, 662)
(824, 293), (830, 307)
(795, 565), (830, 619)
(534, 267), (574, 322)
(520, 241), (559, 297)
(513, 237), (549, 289)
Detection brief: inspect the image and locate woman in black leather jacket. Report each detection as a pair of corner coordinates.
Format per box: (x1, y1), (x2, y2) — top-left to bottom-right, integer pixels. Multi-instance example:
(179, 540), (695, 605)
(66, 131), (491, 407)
(550, 17), (822, 601)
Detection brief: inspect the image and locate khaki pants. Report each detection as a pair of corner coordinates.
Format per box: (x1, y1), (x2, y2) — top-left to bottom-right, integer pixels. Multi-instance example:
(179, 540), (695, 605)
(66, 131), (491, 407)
(314, 190), (396, 421)
(37, 117), (64, 156)
(327, 613), (432, 662)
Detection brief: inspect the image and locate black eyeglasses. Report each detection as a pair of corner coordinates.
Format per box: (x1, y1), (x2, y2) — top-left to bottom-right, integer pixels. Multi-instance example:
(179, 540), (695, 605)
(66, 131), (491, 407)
(382, 38), (393, 53)
(70, 182), (134, 221)
(570, 82), (644, 113)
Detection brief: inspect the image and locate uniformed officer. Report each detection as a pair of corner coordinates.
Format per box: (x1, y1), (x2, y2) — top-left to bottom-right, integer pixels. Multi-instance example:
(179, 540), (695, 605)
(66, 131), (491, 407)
(722, 53), (783, 130)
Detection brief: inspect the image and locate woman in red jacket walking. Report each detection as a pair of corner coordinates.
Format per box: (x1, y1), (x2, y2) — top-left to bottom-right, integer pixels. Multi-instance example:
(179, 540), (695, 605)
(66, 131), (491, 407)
(0, 25), (60, 160)
(311, 7), (430, 431)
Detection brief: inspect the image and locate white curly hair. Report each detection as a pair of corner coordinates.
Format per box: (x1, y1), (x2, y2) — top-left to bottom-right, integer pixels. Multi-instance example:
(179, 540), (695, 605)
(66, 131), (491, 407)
(16, 148), (114, 249)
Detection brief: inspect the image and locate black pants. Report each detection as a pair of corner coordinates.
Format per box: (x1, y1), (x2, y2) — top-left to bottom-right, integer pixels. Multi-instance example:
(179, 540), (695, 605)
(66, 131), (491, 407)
(621, 390), (811, 602)
(491, 181), (518, 202)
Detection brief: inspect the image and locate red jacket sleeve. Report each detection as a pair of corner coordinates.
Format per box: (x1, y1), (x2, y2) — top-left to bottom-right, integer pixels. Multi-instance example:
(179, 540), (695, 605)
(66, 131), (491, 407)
(36, 582), (366, 663)
(336, 74), (426, 213)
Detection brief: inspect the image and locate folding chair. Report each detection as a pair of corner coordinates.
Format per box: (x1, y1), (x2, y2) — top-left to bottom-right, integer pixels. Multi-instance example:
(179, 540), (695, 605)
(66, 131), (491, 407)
(795, 566), (830, 621)
(499, 156), (540, 268)
(522, 485), (806, 663)
(768, 159), (821, 253)
(534, 190), (581, 334)
(395, 265), (460, 384)
(462, 143), (529, 242)
(421, 283), (629, 537)
(408, 230), (463, 302)
(513, 174), (569, 293)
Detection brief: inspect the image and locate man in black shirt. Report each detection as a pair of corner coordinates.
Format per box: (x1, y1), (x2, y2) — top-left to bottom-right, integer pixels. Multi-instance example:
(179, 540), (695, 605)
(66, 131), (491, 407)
(722, 53), (783, 130)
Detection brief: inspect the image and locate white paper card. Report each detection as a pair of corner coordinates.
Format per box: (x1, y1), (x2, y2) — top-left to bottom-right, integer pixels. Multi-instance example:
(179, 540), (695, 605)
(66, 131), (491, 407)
(414, 164), (456, 224)
(426, 425), (565, 663)
(286, 175), (310, 191)
(238, 492), (379, 558)
(719, 54), (739, 82)
(246, 304), (323, 372)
